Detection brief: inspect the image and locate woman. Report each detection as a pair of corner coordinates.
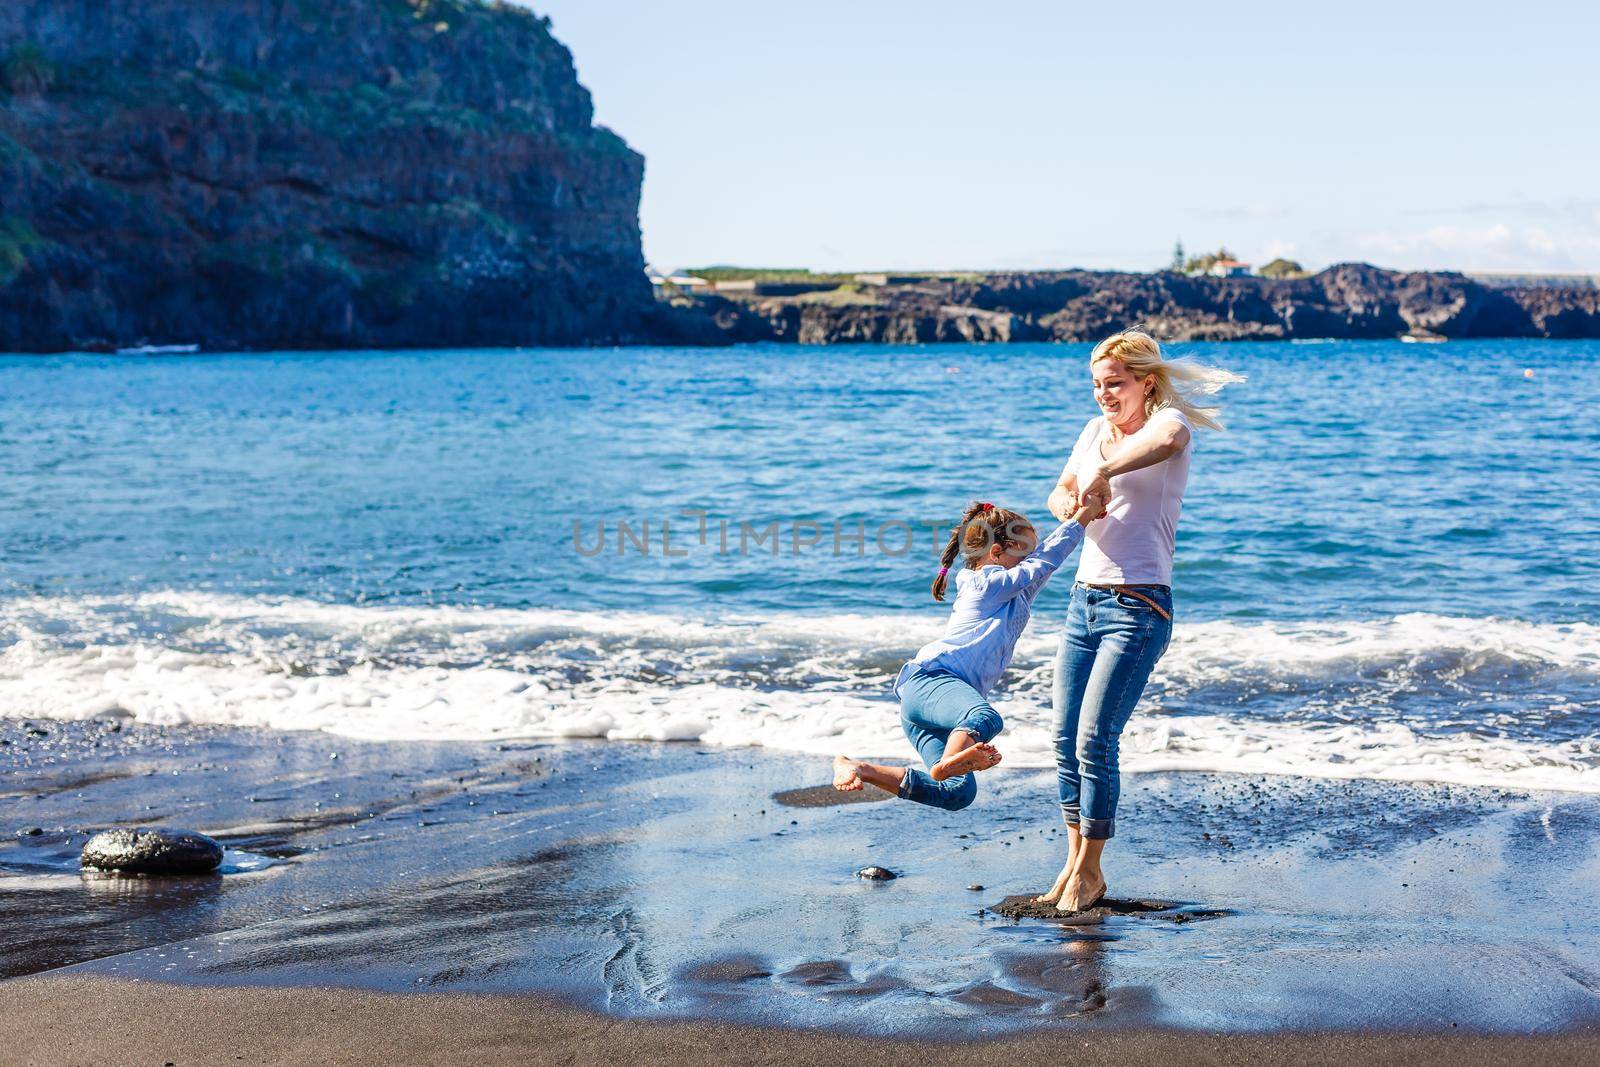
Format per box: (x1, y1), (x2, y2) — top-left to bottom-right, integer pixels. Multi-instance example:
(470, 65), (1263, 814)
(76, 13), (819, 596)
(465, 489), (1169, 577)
(1036, 327), (1241, 911)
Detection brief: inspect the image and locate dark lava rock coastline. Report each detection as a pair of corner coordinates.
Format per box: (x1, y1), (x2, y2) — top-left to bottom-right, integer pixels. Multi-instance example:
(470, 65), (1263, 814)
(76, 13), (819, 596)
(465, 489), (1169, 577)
(0, 0), (656, 352)
(684, 263), (1600, 344)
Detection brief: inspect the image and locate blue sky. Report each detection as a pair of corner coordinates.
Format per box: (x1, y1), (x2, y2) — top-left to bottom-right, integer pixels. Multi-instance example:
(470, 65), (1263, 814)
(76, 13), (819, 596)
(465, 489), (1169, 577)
(524, 1), (1600, 275)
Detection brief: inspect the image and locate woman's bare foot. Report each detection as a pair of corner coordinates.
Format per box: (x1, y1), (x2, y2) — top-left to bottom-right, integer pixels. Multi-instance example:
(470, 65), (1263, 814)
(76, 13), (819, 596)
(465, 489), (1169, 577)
(930, 742), (1002, 782)
(1033, 859), (1074, 904)
(832, 755), (863, 791)
(1035, 825), (1084, 904)
(1055, 871), (1106, 913)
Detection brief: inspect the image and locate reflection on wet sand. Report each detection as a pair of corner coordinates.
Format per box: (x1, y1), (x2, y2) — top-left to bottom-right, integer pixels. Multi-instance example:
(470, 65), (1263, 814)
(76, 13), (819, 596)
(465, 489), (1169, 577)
(5, 720), (1600, 1036)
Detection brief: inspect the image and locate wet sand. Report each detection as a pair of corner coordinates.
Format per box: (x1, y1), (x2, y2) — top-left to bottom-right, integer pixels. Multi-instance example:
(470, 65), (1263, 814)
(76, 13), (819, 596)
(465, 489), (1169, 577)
(4, 716), (1600, 1060)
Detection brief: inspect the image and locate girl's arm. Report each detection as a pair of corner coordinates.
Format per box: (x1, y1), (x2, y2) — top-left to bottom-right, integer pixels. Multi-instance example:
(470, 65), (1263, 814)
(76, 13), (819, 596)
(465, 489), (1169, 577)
(973, 518), (1086, 606)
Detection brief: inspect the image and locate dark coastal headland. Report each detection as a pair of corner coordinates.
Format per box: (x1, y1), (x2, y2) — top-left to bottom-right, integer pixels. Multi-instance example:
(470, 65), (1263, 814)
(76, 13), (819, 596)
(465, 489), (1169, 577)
(663, 263), (1600, 345)
(3, 0), (1599, 352)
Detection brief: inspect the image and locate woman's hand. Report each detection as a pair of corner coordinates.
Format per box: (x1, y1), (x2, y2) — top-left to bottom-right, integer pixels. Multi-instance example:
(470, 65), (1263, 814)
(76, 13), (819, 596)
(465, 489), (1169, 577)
(1078, 465), (1113, 513)
(1048, 474), (1079, 521)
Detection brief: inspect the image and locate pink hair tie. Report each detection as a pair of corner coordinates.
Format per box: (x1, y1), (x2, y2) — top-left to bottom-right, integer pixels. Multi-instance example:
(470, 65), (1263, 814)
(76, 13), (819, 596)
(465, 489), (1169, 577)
(937, 566), (949, 578)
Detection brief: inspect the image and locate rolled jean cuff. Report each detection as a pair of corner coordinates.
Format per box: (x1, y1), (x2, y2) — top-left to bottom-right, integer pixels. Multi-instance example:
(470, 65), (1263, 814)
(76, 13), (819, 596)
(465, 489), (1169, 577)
(954, 707), (1004, 745)
(1080, 817), (1115, 840)
(1060, 805), (1080, 826)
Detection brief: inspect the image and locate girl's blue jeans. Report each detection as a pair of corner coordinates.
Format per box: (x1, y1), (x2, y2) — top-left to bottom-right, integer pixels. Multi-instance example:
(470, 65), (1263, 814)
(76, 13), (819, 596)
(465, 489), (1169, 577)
(1052, 583), (1173, 839)
(897, 668), (1004, 811)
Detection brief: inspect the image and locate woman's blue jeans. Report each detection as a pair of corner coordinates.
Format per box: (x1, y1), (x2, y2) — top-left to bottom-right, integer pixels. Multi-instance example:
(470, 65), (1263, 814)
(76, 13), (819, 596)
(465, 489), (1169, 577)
(1052, 583), (1172, 839)
(897, 668), (1004, 811)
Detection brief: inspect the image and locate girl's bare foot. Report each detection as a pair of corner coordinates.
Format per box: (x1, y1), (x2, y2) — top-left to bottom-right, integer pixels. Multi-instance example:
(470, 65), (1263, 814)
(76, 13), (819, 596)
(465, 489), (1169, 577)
(929, 742), (1002, 781)
(1033, 859), (1074, 904)
(1056, 872), (1106, 913)
(832, 755), (864, 791)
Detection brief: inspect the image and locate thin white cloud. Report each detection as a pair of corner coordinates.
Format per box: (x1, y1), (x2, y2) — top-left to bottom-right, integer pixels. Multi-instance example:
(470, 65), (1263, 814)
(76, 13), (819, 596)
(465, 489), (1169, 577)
(1407, 197), (1600, 220)
(1347, 222), (1600, 273)
(1201, 203), (1290, 221)
(1260, 240), (1300, 263)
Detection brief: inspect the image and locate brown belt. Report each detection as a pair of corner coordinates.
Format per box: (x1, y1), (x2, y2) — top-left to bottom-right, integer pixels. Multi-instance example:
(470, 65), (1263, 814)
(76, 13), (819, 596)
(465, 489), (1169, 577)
(1083, 584), (1173, 622)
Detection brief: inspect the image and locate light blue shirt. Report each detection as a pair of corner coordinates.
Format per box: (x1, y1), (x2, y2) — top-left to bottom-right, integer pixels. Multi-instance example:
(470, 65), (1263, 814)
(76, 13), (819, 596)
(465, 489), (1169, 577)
(894, 519), (1086, 699)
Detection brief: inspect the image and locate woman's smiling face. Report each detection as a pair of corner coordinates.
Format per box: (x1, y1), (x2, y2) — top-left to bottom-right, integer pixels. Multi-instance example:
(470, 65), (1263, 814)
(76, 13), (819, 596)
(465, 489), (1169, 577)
(1092, 357), (1150, 430)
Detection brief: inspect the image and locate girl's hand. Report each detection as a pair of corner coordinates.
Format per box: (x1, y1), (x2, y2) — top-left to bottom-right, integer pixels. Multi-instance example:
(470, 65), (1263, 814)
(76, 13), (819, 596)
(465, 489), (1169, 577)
(1072, 490), (1108, 525)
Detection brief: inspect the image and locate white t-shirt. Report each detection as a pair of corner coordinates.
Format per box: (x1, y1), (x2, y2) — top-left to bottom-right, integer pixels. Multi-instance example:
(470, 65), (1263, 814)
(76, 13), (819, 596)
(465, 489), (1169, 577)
(1061, 407), (1192, 587)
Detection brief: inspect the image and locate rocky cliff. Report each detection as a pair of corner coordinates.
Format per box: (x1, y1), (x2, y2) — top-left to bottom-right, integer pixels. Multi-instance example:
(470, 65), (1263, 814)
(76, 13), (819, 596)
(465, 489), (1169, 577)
(686, 264), (1600, 344)
(0, 0), (653, 351)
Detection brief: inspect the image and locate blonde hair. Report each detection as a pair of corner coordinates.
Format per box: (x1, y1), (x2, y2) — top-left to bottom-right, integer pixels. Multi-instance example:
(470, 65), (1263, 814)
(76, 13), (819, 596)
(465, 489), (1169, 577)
(1089, 326), (1244, 431)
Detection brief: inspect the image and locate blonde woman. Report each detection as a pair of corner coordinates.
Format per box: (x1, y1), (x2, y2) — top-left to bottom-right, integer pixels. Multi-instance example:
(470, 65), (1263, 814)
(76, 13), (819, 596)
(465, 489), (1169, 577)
(1036, 327), (1242, 911)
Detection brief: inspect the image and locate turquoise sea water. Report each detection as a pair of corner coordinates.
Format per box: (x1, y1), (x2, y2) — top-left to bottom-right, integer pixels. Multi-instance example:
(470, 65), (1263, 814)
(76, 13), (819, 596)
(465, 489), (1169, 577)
(1, 341), (1597, 789)
(2, 340), (1595, 619)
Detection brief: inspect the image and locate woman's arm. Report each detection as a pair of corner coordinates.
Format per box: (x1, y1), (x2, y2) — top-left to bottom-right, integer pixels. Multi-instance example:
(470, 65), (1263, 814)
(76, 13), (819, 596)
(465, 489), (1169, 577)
(1078, 416), (1192, 507)
(1049, 419), (1101, 520)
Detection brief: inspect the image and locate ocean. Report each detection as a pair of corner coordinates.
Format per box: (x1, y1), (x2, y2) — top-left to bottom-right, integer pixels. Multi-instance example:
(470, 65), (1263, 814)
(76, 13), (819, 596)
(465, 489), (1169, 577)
(2, 340), (1597, 792)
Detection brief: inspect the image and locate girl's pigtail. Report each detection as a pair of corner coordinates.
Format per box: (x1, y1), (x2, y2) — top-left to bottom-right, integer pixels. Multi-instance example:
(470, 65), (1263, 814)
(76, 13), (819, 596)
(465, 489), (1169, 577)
(931, 527), (962, 601)
(932, 501), (987, 601)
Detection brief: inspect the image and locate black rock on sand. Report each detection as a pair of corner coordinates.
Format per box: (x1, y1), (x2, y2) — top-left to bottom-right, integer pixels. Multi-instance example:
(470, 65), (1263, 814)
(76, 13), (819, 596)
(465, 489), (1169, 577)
(80, 828), (223, 875)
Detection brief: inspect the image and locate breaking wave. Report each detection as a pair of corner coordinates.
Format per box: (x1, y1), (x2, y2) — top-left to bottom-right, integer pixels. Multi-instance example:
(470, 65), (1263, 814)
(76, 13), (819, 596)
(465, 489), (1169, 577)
(2, 592), (1597, 793)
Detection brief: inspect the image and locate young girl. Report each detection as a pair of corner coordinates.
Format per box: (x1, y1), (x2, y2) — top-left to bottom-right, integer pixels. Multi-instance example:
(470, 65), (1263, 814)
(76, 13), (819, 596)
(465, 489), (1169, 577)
(833, 496), (1104, 809)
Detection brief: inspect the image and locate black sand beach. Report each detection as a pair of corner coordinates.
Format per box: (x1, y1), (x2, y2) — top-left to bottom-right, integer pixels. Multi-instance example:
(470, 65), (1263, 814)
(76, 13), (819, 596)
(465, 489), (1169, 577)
(7, 978), (1600, 1066)
(4, 717), (1600, 1063)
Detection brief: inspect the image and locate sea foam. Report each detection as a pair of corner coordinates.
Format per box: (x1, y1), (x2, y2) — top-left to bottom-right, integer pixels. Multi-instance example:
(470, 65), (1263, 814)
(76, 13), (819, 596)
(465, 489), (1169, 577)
(2, 592), (1597, 793)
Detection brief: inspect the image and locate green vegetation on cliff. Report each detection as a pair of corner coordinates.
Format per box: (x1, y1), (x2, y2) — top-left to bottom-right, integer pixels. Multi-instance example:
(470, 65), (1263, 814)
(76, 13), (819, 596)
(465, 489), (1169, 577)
(0, 41), (51, 94)
(0, 216), (43, 283)
(1259, 257), (1309, 280)
(685, 266), (856, 285)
